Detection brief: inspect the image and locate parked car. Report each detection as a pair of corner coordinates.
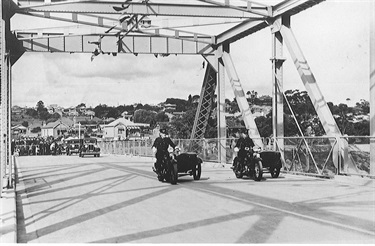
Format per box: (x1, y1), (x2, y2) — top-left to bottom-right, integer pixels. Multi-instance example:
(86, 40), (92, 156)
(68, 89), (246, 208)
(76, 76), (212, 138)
(79, 138), (100, 157)
(66, 138), (81, 155)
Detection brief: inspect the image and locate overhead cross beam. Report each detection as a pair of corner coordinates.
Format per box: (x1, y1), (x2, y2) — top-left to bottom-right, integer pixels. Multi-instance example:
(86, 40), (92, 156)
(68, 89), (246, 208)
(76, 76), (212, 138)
(16, 0), (268, 19)
(17, 32), (215, 55)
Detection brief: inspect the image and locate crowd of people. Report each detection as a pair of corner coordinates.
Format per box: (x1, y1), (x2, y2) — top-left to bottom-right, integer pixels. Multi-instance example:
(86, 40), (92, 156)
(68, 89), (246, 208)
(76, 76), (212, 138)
(12, 136), (66, 156)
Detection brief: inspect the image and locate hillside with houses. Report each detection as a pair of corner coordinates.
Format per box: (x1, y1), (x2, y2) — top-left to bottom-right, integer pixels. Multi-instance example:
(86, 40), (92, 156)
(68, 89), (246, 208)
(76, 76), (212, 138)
(11, 90), (370, 140)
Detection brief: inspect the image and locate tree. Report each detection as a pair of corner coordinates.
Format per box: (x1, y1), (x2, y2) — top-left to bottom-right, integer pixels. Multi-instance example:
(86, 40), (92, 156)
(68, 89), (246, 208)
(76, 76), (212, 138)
(36, 100), (45, 113)
(76, 103), (86, 108)
(107, 107), (120, 118)
(356, 99), (369, 114)
(169, 109), (196, 138)
(134, 109), (156, 124)
(21, 121), (29, 127)
(283, 90), (324, 136)
(94, 104), (110, 118)
(155, 111), (169, 123)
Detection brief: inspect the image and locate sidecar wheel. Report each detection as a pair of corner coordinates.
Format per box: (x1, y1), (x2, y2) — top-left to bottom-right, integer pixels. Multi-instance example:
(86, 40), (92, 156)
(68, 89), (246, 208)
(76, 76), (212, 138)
(193, 163), (201, 180)
(253, 160), (263, 181)
(170, 163), (178, 185)
(270, 165), (281, 178)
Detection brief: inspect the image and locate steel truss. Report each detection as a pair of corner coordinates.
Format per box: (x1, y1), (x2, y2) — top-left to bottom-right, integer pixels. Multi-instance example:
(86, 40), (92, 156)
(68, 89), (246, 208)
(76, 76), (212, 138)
(0, 0), (373, 178)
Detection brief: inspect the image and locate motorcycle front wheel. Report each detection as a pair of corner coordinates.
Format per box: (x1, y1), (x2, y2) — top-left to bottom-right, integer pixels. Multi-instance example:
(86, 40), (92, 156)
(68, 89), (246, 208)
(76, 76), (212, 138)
(253, 160), (263, 181)
(233, 158), (243, 178)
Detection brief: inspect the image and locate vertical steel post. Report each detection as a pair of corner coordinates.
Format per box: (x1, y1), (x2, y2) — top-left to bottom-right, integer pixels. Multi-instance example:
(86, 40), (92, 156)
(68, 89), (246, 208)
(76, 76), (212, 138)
(217, 45), (227, 165)
(271, 17), (285, 153)
(0, 6), (6, 195)
(370, 0), (375, 176)
(0, 2), (3, 195)
(8, 51), (12, 188)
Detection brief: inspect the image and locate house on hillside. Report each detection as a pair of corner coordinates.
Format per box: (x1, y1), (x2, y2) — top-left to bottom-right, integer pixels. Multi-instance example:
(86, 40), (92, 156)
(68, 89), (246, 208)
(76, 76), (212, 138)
(41, 121), (70, 138)
(12, 105), (24, 115)
(11, 124), (27, 138)
(102, 118), (150, 140)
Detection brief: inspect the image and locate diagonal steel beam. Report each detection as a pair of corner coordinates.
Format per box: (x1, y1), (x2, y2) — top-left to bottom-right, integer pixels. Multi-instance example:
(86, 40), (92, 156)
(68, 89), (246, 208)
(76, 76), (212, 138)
(275, 18), (341, 137)
(196, 0), (271, 17)
(216, 0), (325, 45)
(221, 51), (262, 147)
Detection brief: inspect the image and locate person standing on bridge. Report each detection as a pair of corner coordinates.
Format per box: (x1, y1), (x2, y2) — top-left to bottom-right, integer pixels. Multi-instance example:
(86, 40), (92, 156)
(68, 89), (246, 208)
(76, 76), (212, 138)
(151, 129), (176, 174)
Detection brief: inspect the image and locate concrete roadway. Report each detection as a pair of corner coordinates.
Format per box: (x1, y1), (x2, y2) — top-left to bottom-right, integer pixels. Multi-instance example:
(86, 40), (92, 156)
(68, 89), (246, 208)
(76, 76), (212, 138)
(15, 154), (375, 243)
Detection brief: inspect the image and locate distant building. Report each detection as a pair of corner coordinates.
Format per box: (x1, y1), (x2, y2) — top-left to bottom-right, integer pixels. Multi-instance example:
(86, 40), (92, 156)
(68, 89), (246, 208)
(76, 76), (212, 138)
(12, 105), (24, 115)
(41, 121), (70, 137)
(103, 118), (150, 140)
(85, 110), (95, 117)
(11, 124), (27, 137)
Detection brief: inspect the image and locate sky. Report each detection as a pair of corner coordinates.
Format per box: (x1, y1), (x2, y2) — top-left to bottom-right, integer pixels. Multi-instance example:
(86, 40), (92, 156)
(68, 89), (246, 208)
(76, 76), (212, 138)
(10, 0), (371, 108)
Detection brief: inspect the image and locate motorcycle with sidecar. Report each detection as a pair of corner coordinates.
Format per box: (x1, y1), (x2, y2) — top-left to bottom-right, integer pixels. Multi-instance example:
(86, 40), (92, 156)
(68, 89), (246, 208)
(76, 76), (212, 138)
(153, 147), (178, 185)
(232, 146), (263, 181)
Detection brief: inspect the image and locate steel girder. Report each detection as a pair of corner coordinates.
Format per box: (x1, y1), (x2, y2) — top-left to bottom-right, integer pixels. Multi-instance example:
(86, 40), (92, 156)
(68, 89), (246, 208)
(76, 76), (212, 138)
(217, 46), (227, 164)
(16, 1), (268, 19)
(1, 4), (11, 195)
(271, 18), (285, 154)
(189, 63), (217, 153)
(0, 2), (4, 195)
(370, 0), (375, 175)
(191, 63), (217, 140)
(17, 32), (215, 55)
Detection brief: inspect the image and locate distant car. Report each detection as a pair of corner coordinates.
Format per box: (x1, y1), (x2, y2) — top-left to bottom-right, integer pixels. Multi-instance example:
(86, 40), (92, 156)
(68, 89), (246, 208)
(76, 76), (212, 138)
(79, 138), (100, 157)
(66, 138), (81, 155)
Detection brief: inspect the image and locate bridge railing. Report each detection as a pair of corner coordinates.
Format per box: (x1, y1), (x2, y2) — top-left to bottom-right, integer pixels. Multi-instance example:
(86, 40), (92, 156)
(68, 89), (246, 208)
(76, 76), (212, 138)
(337, 136), (373, 177)
(273, 136), (338, 177)
(98, 136), (374, 178)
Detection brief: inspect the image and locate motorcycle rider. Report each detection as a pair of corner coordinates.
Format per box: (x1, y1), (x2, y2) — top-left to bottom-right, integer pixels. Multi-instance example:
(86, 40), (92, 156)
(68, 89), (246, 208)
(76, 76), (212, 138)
(232, 128), (255, 169)
(152, 129), (176, 174)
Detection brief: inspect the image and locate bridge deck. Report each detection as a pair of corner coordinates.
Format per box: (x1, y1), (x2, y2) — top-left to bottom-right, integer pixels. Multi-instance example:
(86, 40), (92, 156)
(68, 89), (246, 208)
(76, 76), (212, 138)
(2, 154), (375, 243)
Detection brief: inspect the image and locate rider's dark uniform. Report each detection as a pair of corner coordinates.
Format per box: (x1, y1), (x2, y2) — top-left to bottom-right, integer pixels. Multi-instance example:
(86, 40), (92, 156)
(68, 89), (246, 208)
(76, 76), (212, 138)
(152, 135), (176, 171)
(235, 135), (255, 164)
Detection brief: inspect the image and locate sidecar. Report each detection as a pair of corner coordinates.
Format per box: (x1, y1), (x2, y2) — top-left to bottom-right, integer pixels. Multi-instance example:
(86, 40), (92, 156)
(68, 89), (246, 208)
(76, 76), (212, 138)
(260, 150), (282, 178)
(175, 152), (202, 180)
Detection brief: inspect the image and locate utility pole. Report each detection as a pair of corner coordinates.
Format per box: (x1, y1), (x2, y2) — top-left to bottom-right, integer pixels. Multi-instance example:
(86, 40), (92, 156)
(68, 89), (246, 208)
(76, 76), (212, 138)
(79, 122), (81, 139)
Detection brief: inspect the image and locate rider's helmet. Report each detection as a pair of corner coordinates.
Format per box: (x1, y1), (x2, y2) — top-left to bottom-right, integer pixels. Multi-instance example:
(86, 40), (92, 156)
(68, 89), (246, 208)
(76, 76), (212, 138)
(160, 128), (168, 136)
